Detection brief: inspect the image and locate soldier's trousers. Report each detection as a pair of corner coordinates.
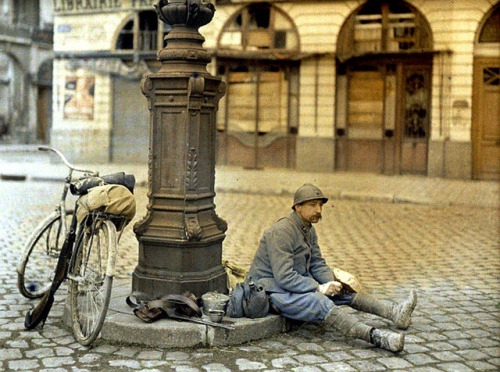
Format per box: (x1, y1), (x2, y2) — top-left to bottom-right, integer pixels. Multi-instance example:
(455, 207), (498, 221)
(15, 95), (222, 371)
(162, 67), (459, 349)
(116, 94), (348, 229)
(269, 291), (354, 322)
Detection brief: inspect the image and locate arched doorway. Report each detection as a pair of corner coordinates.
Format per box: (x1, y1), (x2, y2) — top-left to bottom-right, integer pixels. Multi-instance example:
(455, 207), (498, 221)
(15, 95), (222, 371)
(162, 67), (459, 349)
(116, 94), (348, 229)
(472, 4), (500, 180)
(335, 1), (433, 174)
(215, 2), (300, 169)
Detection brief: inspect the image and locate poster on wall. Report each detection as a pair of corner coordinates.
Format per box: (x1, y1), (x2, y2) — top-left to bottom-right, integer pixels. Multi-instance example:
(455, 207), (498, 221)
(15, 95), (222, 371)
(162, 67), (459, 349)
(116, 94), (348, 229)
(63, 75), (95, 120)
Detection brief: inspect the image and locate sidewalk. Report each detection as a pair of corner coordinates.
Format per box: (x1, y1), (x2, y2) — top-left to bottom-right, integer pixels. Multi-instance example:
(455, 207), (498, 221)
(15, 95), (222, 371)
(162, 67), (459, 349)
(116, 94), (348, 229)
(1, 144), (498, 208)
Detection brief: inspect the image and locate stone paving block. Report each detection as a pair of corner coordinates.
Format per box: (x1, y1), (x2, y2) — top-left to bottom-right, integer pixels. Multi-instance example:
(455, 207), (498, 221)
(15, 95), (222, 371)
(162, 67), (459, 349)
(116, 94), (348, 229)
(141, 360), (171, 368)
(446, 338), (481, 350)
(455, 349), (489, 361)
(465, 328), (493, 338)
(108, 359), (142, 369)
(41, 356), (75, 368)
(0, 348), (22, 360)
(433, 322), (462, 330)
(430, 351), (465, 362)
(175, 367), (200, 372)
(78, 354), (101, 363)
(347, 360), (386, 371)
(465, 360), (498, 370)
(441, 330), (470, 340)
(474, 338), (498, 348)
(293, 354), (328, 364)
(402, 368), (442, 372)
(349, 349), (381, 359)
(425, 341), (457, 351)
(0, 331), (12, 339)
(114, 347), (138, 358)
(481, 346), (500, 357)
(55, 346), (73, 356)
(403, 343), (430, 353)
(320, 362), (357, 371)
(7, 359), (40, 371)
(235, 359), (267, 370)
(489, 358), (500, 366)
(436, 362), (474, 371)
(377, 357), (413, 369)
(418, 332), (448, 344)
(271, 356), (300, 369)
(404, 353), (438, 365)
(202, 363), (231, 372)
(297, 342), (325, 352)
(292, 367), (323, 372)
(324, 351), (355, 362)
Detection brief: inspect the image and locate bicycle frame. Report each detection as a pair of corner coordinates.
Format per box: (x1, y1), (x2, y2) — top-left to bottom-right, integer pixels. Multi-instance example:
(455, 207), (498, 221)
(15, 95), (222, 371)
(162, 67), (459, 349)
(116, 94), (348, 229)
(38, 146), (98, 236)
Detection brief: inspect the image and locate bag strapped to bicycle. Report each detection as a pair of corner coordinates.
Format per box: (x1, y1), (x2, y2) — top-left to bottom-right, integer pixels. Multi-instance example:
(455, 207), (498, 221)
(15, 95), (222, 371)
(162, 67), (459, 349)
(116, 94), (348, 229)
(70, 172), (136, 196)
(126, 291), (234, 330)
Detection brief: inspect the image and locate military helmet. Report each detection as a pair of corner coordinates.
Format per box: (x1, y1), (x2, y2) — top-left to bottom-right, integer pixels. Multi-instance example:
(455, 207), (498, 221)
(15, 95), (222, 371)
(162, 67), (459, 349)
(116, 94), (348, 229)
(292, 183), (328, 209)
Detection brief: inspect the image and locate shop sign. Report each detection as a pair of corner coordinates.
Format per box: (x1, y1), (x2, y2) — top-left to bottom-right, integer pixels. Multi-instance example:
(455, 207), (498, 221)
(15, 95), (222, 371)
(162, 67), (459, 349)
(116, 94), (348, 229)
(54, 0), (157, 13)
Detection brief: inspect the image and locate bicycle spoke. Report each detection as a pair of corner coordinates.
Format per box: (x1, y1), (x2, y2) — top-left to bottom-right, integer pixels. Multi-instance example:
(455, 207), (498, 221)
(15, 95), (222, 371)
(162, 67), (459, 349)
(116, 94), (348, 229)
(70, 218), (115, 346)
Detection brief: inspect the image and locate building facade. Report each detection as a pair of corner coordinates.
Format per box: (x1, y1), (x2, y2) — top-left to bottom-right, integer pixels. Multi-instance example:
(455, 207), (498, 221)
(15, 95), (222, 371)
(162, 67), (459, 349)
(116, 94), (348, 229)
(51, 0), (499, 180)
(0, 0), (54, 144)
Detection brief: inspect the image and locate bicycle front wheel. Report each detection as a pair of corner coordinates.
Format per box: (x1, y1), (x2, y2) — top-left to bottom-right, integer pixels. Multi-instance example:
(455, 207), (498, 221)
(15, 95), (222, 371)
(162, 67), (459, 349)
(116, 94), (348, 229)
(69, 219), (116, 346)
(17, 211), (73, 299)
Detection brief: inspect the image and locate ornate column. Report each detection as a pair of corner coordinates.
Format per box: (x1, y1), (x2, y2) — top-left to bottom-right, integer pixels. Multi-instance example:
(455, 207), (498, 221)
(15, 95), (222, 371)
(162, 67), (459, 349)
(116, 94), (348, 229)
(133, 0), (227, 297)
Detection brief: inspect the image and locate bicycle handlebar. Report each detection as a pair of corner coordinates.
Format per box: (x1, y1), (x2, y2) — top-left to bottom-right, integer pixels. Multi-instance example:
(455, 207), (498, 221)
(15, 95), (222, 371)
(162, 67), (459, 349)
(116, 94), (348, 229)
(38, 146), (98, 176)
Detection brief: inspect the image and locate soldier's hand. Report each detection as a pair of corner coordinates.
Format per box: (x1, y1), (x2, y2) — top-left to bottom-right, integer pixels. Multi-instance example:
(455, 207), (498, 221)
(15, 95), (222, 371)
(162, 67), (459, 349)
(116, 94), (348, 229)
(318, 281), (343, 296)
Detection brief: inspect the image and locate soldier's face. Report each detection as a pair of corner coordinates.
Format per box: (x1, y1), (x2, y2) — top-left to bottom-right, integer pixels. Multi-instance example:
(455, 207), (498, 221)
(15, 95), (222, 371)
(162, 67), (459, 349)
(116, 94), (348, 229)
(295, 200), (324, 225)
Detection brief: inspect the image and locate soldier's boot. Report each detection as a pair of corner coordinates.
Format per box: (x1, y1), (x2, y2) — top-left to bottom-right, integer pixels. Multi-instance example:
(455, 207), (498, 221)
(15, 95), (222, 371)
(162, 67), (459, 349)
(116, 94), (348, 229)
(350, 290), (417, 330)
(324, 306), (404, 353)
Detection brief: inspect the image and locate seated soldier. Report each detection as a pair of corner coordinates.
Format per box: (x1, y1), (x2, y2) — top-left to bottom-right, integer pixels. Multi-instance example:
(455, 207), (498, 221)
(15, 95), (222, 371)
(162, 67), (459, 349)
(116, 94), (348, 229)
(248, 184), (417, 352)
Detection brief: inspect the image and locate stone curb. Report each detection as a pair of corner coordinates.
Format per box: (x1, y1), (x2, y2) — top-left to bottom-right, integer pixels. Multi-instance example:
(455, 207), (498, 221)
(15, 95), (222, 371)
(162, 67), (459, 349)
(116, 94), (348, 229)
(0, 172), (460, 207)
(63, 280), (288, 349)
(215, 187), (432, 206)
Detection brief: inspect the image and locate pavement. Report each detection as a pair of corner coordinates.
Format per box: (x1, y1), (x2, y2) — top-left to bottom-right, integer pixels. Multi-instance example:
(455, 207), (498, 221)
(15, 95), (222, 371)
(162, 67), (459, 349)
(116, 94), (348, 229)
(0, 144), (499, 371)
(1, 144), (498, 208)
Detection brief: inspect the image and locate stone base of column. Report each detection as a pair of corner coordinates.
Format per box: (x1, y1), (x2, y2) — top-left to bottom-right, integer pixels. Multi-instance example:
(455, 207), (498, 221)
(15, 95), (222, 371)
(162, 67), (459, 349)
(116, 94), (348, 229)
(132, 266), (227, 298)
(132, 238), (228, 298)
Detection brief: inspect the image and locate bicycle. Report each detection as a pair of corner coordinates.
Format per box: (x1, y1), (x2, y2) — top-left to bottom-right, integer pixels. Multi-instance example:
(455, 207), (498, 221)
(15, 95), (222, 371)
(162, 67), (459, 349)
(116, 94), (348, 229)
(21, 146), (136, 346)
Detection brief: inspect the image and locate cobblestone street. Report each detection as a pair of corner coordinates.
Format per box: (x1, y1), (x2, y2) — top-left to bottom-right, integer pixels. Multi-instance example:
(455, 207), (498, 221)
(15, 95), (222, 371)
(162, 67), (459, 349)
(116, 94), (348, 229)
(0, 180), (499, 371)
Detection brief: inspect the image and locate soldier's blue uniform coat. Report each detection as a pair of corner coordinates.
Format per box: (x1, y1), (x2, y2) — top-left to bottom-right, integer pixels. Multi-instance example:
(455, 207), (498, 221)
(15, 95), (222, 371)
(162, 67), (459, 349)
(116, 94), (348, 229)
(248, 211), (352, 322)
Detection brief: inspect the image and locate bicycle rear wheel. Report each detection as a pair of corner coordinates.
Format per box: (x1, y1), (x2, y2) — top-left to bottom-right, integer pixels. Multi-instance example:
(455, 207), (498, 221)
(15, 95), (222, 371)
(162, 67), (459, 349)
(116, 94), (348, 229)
(69, 218), (116, 346)
(17, 211), (73, 299)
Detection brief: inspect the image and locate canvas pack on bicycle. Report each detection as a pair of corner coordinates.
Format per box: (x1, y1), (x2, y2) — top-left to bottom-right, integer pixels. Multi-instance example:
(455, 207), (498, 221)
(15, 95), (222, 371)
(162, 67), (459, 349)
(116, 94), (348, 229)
(24, 173), (136, 336)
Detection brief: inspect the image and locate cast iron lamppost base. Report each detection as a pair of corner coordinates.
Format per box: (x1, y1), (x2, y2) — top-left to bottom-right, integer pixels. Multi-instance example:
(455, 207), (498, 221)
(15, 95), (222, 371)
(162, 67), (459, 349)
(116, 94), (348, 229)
(132, 0), (228, 297)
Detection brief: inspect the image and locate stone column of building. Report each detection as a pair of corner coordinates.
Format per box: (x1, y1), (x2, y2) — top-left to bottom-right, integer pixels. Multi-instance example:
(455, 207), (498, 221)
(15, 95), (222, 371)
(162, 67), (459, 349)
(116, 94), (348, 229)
(132, 0), (228, 297)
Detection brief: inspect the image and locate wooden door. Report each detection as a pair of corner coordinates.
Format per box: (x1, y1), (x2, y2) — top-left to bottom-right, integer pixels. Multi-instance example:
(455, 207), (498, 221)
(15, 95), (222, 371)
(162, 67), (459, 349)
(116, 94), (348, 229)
(37, 86), (52, 142)
(218, 63), (292, 169)
(345, 67), (384, 171)
(398, 64), (431, 174)
(473, 58), (500, 180)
